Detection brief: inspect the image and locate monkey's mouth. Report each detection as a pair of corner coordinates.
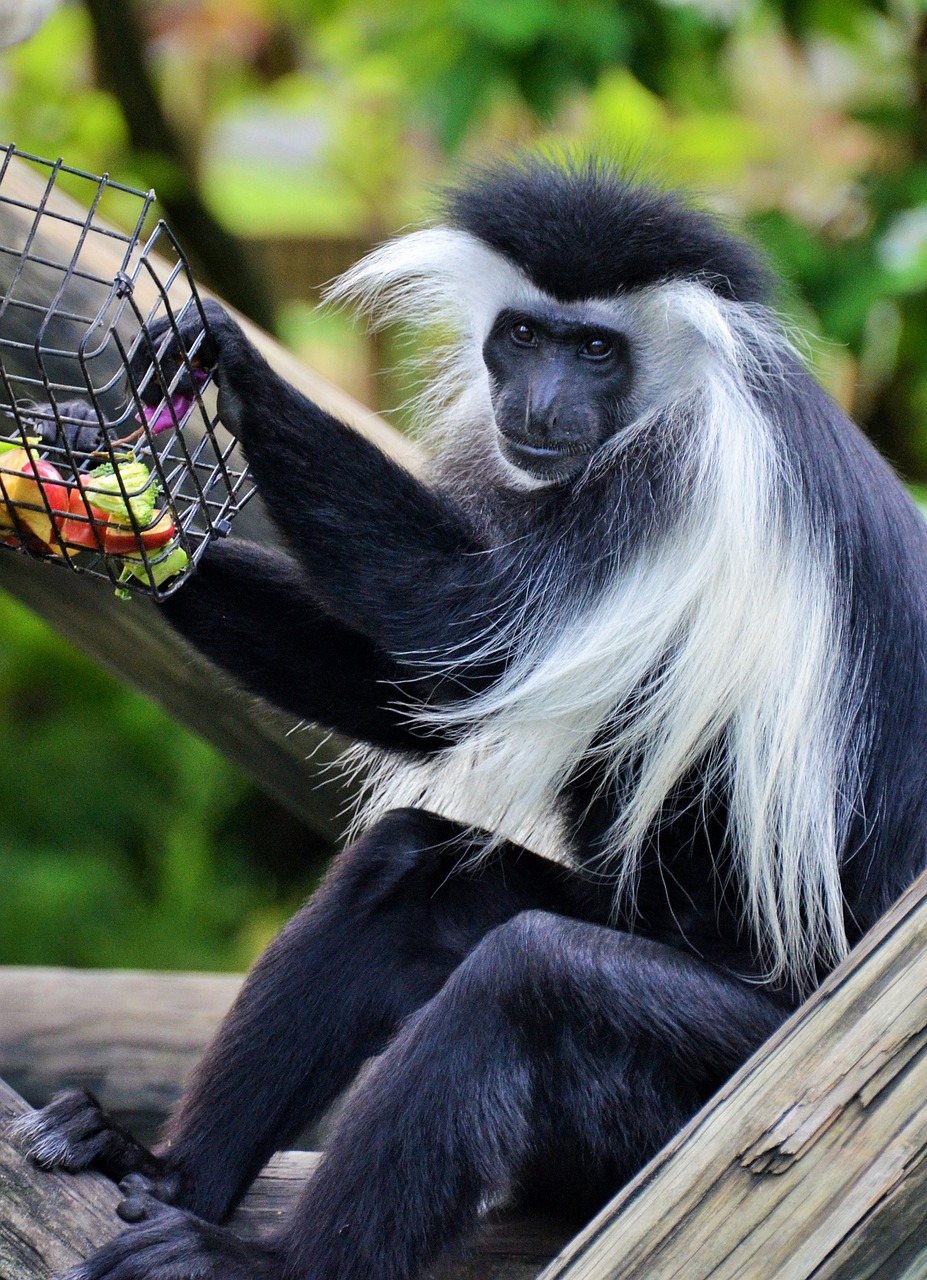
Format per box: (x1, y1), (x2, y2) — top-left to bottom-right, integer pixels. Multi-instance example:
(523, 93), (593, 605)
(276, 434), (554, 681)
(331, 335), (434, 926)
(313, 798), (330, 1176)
(498, 433), (592, 481)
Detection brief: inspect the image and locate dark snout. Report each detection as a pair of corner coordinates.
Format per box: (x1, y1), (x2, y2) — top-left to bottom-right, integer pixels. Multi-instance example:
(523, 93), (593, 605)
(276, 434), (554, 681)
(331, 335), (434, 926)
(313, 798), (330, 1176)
(496, 372), (603, 480)
(526, 371), (601, 449)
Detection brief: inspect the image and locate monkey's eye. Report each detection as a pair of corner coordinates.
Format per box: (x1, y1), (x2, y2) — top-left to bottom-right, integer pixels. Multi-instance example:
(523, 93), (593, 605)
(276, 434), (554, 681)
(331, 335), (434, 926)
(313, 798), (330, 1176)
(579, 335), (614, 360)
(509, 321), (537, 348)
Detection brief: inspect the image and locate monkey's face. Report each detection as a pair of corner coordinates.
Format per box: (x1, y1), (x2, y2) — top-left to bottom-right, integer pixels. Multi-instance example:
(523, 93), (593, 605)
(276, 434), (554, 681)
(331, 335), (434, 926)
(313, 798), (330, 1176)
(482, 306), (633, 484)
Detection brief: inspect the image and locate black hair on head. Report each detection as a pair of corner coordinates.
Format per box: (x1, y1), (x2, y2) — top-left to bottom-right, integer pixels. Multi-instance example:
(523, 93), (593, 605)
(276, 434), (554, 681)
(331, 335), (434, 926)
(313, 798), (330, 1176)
(444, 156), (771, 306)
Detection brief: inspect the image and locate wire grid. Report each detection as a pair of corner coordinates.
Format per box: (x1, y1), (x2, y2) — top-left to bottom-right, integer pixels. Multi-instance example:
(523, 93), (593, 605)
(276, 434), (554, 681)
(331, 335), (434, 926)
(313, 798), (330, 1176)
(0, 143), (255, 597)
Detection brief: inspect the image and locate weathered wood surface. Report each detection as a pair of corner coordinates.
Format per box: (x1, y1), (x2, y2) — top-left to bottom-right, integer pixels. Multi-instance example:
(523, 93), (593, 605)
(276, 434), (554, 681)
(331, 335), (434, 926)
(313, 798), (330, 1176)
(0, 1078), (567, 1280)
(0, 1077), (122, 1280)
(0, 967), (240, 1139)
(0, 153), (422, 841)
(8, 874), (927, 1280)
(542, 867), (927, 1280)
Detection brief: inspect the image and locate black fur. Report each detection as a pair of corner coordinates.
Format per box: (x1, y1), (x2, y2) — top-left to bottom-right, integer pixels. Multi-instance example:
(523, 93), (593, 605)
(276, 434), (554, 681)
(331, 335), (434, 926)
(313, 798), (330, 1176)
(14, 162), (927, 1280)
(446, 157), (772, 304)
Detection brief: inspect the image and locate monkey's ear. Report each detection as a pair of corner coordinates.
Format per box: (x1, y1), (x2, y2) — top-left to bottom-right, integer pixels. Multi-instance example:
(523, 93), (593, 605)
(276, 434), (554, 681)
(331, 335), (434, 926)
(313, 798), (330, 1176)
(324, 228), (526, 339)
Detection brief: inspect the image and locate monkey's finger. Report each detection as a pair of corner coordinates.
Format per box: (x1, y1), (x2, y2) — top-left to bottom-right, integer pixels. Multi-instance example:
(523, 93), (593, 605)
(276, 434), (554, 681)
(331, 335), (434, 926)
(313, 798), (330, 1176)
(116, 1190), (163, 1224)
(8, 1088), (108, 1169)
(128, 300), (223, 409)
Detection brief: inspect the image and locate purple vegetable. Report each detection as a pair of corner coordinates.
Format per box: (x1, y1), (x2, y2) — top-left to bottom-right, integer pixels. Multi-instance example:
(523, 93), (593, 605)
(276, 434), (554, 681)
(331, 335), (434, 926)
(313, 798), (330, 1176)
(138, 368), (208, 436)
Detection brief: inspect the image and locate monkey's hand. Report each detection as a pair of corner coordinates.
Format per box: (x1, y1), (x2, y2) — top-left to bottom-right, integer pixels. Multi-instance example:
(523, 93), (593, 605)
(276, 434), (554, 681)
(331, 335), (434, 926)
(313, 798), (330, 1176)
(129, 298), (252, 440)
(61, 1198), (282, 1280)
(8, 1089), (180, 1203)
(132, 294), (487, 662)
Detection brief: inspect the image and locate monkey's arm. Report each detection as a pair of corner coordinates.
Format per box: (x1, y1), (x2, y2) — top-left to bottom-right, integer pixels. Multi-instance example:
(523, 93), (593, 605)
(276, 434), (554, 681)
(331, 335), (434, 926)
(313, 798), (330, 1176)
(162, 539), (447, 753)
(144, 301), (501, 658)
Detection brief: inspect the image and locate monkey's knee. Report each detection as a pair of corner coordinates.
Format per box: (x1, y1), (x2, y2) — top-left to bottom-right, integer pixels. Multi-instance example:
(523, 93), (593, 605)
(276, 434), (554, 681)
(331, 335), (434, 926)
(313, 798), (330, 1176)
(251, 809), (485, 989)
(430, 909), (574, 1031)
(472, 908), (576, 973)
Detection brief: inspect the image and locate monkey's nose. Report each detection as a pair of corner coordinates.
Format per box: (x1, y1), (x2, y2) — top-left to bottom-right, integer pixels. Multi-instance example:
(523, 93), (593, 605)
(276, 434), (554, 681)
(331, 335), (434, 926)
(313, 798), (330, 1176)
(526, 401), (596, 450)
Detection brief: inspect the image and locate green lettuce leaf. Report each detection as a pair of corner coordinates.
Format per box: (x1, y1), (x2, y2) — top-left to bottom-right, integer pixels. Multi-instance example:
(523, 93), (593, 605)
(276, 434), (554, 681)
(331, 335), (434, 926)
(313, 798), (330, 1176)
(115, 544), (190, 598)
(86, 460), (159, 524)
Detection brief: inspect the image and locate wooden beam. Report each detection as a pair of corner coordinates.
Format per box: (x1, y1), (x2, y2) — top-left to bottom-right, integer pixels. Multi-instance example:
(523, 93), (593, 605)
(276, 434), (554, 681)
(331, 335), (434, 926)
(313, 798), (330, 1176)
(0, 966), (240, 1139)
(8, 871), (927, 1280)
(0, 1077), (567, 1280)
(541, 868), (927, 1280)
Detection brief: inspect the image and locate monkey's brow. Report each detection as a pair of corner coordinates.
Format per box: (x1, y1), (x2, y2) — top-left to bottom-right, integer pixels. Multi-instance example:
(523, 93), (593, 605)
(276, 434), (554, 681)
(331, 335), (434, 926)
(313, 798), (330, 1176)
(498, 306), (622, 342)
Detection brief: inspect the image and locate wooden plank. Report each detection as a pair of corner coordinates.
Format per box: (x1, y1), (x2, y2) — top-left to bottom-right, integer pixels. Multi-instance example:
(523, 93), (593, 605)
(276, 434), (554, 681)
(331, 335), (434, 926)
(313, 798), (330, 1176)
(0, 1078), (567, 1280)
(0, 966), (241, 1139)
(540, 868), (927, 1280)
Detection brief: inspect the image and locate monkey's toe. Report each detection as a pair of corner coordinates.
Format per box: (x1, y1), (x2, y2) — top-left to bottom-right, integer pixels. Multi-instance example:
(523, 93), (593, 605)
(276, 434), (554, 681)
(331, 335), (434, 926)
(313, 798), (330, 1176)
(117, 1169), (184, 1220)
(8, 1087), (113, 1171)
(9, 1087), (163, 1183)
(62, 1210), (282, 1280)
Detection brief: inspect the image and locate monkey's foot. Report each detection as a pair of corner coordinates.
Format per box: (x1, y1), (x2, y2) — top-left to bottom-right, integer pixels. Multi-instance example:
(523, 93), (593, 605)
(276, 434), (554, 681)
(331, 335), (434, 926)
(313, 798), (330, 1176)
(62, 1201), (281, 1280)
(8, 1088), (168, 1187)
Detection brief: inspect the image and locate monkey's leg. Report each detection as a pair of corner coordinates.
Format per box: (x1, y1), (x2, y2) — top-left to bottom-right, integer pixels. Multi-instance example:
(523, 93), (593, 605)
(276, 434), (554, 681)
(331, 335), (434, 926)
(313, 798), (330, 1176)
(273, 910), (789, 1279)
(15, 811), (600, 1226)
(58, 909), (789, 1280)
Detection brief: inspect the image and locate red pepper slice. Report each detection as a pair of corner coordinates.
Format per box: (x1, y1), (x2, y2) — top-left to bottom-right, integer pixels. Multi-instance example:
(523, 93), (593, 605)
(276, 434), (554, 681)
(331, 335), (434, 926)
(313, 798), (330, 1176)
(103, 509), (176, 555)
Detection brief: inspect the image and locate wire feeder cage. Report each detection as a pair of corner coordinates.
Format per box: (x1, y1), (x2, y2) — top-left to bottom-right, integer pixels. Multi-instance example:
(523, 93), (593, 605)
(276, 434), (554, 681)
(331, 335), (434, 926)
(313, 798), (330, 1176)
(0, 144), (254, 598)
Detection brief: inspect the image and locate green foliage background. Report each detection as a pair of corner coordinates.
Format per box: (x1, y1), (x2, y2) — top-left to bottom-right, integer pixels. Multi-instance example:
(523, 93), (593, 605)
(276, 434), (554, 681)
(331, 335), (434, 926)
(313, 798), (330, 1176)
(1, 0), (926, 970)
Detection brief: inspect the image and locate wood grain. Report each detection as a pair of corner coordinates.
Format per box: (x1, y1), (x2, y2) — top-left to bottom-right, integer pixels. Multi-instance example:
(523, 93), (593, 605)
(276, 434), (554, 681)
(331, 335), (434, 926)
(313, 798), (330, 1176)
(541, 868), (927, 1280)
(0, 1079), (567, 1280)
(0, 1077), (125, 1280)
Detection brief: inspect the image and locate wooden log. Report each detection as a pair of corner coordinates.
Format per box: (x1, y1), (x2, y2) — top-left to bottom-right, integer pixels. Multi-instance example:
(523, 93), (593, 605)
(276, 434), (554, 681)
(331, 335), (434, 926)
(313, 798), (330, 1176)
(0, 1076), (124, 1280)
(0, 967), (240, 1139)
(541, 867), (927, 1280)
(0, 153), (422, 840)
(0, 1079), (566, 1280)
(9, 872), (927, 1279)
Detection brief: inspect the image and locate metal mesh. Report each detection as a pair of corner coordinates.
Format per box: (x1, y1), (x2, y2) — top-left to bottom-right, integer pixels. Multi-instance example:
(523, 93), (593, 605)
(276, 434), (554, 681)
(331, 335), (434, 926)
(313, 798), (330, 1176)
(0, 143), (254, 598)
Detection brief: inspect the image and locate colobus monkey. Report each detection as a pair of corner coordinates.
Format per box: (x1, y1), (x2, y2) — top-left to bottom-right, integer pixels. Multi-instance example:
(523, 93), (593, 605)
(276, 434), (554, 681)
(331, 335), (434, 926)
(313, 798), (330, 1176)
(15, 157), (927, 1280)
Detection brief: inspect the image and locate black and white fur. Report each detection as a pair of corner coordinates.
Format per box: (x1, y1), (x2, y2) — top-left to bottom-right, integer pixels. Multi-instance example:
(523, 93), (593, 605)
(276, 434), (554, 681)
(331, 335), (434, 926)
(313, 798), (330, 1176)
(13, 158), (927, 1280)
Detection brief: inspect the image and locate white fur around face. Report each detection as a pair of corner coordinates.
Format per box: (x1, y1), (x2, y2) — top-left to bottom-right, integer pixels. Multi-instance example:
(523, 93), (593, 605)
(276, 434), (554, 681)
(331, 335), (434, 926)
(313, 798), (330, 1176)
(331, 230), (858, 991)
(328, 229), (706, 485)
